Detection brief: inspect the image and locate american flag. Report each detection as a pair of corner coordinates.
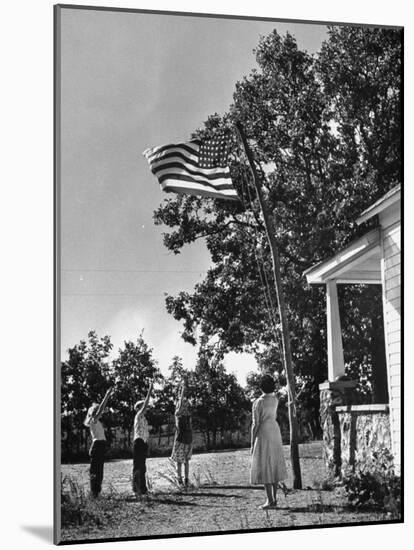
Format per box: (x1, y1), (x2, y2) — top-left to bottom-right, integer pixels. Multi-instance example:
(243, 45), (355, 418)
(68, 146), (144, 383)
(143, 135), (239, 200)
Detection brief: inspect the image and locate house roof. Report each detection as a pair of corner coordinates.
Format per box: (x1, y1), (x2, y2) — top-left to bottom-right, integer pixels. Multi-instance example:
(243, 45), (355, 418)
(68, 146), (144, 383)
(305, 185), (401, 285)
(304, 228), (381, 284)
(356, 184), (401, 225)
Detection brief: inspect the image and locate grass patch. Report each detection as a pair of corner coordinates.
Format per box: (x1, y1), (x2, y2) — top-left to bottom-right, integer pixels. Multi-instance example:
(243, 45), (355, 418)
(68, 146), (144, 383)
(61, 475), (126, 531)
(154, 458), (219, 492)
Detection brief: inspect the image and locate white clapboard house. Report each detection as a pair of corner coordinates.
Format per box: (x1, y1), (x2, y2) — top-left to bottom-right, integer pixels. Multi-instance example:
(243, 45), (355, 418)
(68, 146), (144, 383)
(305, 185), (401, 468)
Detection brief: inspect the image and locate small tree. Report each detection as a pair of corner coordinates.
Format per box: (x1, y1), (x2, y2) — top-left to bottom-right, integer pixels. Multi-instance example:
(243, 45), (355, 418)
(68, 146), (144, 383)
(61, 331), (113, 457)
(152, 356), (195, 443)
(191, 345), (250, 448)
(112, 334), (163, 442)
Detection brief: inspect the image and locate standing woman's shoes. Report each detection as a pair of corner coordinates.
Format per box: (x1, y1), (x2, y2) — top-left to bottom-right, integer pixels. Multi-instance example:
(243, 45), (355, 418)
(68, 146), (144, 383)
(279, 482), (289, 497)
(260, 502), (273, 509)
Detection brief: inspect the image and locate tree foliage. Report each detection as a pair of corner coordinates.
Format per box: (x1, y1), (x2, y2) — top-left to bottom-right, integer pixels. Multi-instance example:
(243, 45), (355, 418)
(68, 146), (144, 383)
(61, 335), (250, 456)
(157, 347), (251, 449)
(112, 335), (163, 434)
(153, 27), (401, 422)
(190, 345), (251, 447)
(61, 331), (113, 456)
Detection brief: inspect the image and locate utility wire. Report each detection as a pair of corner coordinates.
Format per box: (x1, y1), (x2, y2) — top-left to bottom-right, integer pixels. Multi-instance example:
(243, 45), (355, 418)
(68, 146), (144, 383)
(62, 293), (171, 297)
(240, 157), (287, 363)
(239, 161), (281, 350)
(62, 269), (207, 274)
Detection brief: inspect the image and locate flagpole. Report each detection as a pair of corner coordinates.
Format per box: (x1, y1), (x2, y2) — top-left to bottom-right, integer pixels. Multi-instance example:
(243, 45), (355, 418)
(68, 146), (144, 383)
(235, 122), (302, 489)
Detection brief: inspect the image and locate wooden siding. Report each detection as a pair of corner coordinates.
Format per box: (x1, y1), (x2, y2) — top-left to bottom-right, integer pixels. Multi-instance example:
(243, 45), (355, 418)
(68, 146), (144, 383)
(381, 220), (401, 467)
(385, 253), (400, 270)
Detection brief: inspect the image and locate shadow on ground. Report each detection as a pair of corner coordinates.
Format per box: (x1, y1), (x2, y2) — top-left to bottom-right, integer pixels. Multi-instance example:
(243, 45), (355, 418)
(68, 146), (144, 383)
(286, 505), (349, 513)
(183, 491), (244, 498)
(149, 497), (199, 506)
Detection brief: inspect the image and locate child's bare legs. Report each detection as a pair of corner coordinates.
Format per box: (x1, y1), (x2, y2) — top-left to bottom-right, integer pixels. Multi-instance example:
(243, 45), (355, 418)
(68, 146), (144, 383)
(271, 483), (278, 507)
(177, 462), (183, 484)
(184, 460), (190, 486)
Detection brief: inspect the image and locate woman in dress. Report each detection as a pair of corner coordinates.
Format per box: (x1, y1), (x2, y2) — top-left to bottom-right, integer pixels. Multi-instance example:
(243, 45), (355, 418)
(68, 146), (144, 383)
(250, 374), (288, 509)
(84, 387), (113, 498)
(171, 382), (193, 486)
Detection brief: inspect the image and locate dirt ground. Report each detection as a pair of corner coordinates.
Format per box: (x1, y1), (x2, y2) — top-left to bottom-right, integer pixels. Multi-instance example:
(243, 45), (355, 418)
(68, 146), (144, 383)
(60, 442), (395, 542)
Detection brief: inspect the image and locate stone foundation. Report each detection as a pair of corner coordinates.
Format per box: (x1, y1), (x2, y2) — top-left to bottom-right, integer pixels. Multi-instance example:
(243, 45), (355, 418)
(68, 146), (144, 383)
(319, 380), (357, 476)
(319, 380), (391, 476)
(336, 404), (391, 469)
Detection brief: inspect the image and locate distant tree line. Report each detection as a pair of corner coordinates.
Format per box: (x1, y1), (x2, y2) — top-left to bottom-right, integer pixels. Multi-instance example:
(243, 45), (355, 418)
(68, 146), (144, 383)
(61, 331), (253, 460)
(61, 330), (330, 461)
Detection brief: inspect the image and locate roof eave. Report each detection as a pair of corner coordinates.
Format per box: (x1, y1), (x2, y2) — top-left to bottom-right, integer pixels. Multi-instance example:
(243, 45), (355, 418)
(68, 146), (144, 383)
(305, 228), (381, 285)
(356, 185), (401, 225)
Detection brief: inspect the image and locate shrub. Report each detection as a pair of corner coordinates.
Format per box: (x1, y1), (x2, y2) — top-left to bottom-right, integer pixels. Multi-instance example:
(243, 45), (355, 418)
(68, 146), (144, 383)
(61, 475), (94, 527)
(61, 475), (124, 529)
(342, 446), (401, 517)
(313, 475), (335, 491)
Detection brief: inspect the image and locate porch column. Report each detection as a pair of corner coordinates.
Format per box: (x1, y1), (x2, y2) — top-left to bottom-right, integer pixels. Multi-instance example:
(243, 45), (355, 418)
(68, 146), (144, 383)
(326, 280), (345, 381)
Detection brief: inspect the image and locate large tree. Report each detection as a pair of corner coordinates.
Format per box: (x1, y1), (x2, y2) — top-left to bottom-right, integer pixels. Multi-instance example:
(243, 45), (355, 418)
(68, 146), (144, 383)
(153, 26), (401, 430)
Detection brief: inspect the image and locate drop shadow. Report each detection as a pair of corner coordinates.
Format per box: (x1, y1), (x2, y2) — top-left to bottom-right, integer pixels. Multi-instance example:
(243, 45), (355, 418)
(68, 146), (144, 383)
(21, 525), (54, 543)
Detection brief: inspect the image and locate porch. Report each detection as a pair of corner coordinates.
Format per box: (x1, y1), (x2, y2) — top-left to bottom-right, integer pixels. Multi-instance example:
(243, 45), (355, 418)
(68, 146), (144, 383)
(305, 219), (396, 475)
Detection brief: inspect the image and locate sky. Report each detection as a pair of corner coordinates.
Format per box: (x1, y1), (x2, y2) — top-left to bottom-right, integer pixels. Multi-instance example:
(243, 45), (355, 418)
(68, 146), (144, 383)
(59, 7), (328, 384)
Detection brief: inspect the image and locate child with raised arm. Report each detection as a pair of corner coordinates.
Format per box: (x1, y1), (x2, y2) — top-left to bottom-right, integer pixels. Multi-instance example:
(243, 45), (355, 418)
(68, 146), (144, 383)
(132, 380), (153, 499)
(84, 387), (113, 498)
(171, 381), (193, 486)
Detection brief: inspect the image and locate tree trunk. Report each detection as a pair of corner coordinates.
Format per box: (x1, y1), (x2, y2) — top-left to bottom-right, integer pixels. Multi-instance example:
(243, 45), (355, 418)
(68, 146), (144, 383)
(205, 430), (211, 450)
(76, 426), (81, 456)
(236, 122), (302, 489)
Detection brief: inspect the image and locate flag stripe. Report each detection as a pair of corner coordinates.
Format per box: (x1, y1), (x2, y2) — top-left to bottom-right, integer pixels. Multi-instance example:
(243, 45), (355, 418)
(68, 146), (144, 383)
(162, 180), (239, 200)
(148, 150), (200, 169)
(145, 142), (199, 160)
(151, 162), (230, 181)
(158, 172), (234, 190)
